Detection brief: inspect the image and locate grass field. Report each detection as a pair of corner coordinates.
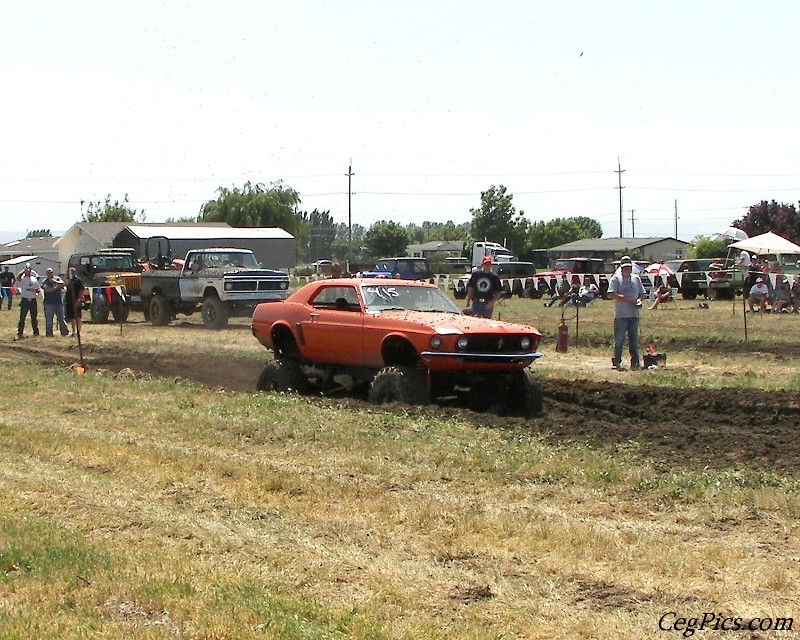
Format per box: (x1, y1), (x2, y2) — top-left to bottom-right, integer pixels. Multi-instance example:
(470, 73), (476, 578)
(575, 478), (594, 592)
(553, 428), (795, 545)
(0, 296), (798, 639)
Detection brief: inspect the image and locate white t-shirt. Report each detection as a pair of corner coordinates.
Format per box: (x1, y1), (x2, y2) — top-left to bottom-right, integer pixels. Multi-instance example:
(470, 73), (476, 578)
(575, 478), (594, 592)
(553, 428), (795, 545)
(738, 250), (751, 267)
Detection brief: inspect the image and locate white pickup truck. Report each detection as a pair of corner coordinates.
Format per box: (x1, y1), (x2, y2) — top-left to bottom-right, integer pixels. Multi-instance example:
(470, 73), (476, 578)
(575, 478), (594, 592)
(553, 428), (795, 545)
(140, 248), (290, 329)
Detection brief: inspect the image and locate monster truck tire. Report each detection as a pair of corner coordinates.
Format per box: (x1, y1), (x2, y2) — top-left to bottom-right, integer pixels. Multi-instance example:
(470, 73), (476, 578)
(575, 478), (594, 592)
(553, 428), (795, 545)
(256, 359), (307, 393)
(506, 368), (544, 416)
(368, 366), (430, 406)
(201, 296), (229, 329)
(90, 297), (110, 323)
(149, 294), (171, 326)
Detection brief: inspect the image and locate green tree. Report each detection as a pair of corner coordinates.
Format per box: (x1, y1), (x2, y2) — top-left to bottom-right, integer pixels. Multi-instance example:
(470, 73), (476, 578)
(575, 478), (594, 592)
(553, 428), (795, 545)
(199, 181), (306, 258)
(299, 209), (337, 262)
(469, 185), (529, 256)
(363, 220), (411, 258)
(82, 194), (145, 223)
(733, 200), (800, 243)
(528, 216), (603, 249)
(687, 235), (727, 259)
(25, 229), (52, 238)
(164, 215), (199, 223)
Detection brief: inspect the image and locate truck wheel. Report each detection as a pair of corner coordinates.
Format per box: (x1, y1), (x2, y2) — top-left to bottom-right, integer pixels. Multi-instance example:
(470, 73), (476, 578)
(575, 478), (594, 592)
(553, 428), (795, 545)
(368, 366), (430, 406)
(111, 305), (130, 322)
(149, 294), (171, 326)
(201, 297), (229, 329)
(681, 291), (698, 300)
(506, 369), (544, 416)
(90, 298), (110, 323)
(453, 290), (467, 300)
(257, 359), (307, 393)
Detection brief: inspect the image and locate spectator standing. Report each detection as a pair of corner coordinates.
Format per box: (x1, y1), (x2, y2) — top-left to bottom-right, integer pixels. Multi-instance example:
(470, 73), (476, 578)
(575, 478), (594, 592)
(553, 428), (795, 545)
(608, 255), (646, 370)
(41, 268), (69, 336)
(64, 267), (86, 337)
(16, 263), (40, 339)
(465, 257), (504, 318)
(0, 266), (15, 310)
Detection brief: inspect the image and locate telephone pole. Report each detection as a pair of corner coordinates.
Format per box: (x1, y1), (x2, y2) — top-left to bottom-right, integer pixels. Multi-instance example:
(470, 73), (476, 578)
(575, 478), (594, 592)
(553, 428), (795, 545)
(346, 160), (354, 250)
(674, 199), (679, 239)
(629, 209), (636, 238)
(614, 158), (625, 238)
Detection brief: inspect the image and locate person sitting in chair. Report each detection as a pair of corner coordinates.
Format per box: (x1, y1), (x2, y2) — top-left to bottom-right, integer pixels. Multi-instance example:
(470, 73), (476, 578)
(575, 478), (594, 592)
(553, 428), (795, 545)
(772, 278), (792, 313)
(748, 277), (771, 312)
(571, 276), (599, 306)
(648, 276), (672, 310)
(545, 275), (571, 308)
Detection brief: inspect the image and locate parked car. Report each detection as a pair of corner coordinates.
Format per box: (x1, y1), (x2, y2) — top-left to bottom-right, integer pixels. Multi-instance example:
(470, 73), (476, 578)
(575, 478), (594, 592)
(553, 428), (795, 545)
(251, 278), (544, 415)
(533, 258), (612, 299)
(664, 258), (729, 300)
(363, 257), (434, 280)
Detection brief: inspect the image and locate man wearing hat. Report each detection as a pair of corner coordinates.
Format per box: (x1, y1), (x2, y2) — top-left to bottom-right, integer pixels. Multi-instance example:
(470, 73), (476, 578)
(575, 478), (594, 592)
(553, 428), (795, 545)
(41, 268), (69, 336)
(747, 277), (771, 312)
(608, 255), (646, 370)
(465, 256), (504, 318)
(16, 262), (40, 338)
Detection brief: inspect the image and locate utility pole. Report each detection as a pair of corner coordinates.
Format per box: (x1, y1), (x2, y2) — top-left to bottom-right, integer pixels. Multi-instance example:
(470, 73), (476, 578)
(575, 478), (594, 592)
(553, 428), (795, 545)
(614, 157), (625, 238)
(629, 209), (636, 238)
(674, 199), (678, 239)
(346, 160), (354, 251)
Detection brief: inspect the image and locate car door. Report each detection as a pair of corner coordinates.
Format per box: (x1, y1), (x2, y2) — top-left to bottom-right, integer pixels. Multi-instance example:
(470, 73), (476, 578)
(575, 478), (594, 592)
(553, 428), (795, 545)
(300, 284), (363, 365)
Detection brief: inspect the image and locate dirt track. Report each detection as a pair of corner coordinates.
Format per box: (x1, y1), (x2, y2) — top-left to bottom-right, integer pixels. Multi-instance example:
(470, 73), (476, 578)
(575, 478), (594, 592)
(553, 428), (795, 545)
(2, 336), (798, 475)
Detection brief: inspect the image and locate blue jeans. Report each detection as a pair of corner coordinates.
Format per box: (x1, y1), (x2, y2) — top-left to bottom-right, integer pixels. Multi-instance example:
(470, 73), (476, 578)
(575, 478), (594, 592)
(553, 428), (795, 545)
(470, 300), (493, 318)
(613, 316), (640, 367)
(45, 302), (70, 336)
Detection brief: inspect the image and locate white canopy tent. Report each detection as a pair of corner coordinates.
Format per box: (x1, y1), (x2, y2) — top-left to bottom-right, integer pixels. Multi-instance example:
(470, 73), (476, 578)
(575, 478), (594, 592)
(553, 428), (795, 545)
(728, 231), (800, 255)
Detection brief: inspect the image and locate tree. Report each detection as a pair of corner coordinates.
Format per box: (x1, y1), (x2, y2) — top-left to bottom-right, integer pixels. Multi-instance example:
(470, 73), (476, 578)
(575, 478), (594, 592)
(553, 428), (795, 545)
(25, 229), (52, 238)
(199, 181), (306, 258)
(687, 235), (727, 259)
(733, 200), (800, 244)
(164, 215), (200, 223)
(528, 217), (603, 249)
(363, 221), (411, 258)
(299, 209), (337, 262)
(469, 185), (529, 256)
(82, 194), (145, 223)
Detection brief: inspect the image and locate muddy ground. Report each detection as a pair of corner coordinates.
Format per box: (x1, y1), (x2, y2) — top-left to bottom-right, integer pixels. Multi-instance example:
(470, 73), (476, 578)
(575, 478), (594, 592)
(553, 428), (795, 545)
(2, 336), (798, 475)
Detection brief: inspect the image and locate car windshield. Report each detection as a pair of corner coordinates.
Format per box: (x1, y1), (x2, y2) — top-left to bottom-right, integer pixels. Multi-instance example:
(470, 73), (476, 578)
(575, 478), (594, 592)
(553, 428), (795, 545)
(361, 283), (460, 313)
(92, 255), (136, 270)
(200, 252), (259, 269)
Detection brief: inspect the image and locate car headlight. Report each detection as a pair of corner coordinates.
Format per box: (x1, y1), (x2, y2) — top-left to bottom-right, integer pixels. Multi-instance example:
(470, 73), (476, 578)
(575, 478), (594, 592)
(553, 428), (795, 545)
(281, 281), (289, 290)
(457, 336), (469, 350)
(520, 336), (531, 350)
(429, 336), (442, 350)
(224, 281), (233, 291)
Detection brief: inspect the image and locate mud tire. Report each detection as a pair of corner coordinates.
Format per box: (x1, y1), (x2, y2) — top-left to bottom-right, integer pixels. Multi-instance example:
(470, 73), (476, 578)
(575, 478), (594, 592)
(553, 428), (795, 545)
(149, 294), (171, 326)
(368, 366), (430, 406)
(201, 297), (229, 329)
(256, 359), (307, 393)
(90, 297), (110, 323)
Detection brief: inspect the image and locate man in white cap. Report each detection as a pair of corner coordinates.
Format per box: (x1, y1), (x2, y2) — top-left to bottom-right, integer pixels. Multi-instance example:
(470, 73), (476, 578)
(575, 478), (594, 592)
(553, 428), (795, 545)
(16, 262), (40, 338)
(41, 267), (69, 336)
(748, 277), (771, 312)
(608, 255), (646, 370)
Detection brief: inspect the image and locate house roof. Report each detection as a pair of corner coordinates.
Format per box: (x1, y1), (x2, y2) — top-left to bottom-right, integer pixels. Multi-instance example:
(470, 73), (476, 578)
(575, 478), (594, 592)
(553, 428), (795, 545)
(0, 255), (39, 266)
(122, 224), (294, 240)
(550, 237), (688, 252)
(53, 222), (132, 247)
(2, 236), (60, 253)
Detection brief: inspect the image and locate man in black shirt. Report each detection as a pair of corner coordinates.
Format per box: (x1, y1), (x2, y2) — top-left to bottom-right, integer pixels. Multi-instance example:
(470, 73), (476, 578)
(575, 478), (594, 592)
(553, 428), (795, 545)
(465, 257), (504, 318)
(0, 266), (15, 310)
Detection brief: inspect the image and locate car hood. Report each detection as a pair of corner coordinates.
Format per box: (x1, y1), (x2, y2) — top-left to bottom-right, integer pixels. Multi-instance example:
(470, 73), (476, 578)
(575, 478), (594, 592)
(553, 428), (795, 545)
(372, 310), (541, 336)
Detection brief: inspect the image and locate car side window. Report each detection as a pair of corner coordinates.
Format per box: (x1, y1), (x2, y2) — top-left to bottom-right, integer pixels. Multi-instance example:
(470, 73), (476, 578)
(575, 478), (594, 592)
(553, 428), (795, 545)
(310, 286), (360, 310)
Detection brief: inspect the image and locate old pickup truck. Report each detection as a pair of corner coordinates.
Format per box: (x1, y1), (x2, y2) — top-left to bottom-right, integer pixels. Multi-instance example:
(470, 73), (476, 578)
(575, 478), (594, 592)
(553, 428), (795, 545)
(140, 248), (290, 329)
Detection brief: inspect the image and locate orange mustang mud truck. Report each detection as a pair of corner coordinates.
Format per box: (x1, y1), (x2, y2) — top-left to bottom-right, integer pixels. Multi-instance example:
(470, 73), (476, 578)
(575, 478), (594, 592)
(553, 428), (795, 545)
(251, 278), (545, 415)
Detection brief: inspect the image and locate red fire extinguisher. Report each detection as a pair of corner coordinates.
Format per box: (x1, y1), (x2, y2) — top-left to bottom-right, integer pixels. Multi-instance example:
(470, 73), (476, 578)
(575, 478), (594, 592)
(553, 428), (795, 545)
(556, 318), (569, 352)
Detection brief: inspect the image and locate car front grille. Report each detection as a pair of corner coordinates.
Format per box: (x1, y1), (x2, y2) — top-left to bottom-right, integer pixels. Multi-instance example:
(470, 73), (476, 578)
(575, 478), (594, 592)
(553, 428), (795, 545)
(226, 277), (289, 292)
(461, 334), (536, 353)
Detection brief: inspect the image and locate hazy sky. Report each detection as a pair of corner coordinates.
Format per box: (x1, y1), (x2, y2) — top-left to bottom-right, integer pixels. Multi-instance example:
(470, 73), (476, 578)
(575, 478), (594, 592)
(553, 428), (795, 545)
(2, 0), (798, 242)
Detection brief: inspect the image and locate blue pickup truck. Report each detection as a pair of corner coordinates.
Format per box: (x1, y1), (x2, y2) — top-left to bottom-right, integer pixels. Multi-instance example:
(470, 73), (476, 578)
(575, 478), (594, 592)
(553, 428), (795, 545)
(363, 257), (434, 281)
